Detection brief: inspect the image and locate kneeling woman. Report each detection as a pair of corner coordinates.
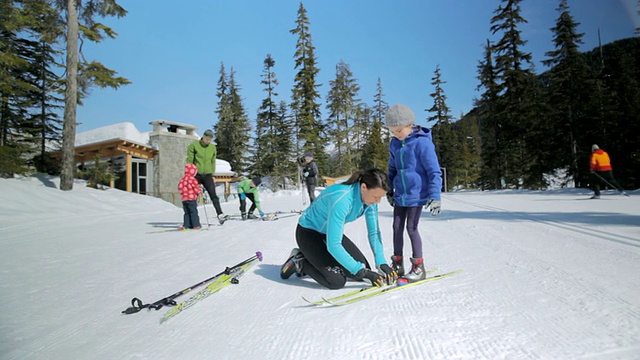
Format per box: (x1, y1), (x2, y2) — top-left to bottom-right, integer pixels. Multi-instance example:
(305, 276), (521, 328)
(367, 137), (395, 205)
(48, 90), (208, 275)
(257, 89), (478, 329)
(280, 168), (397, 289)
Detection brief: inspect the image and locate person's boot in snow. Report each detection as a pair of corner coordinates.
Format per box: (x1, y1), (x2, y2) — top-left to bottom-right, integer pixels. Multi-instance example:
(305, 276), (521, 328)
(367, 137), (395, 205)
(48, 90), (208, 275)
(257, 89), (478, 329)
(403, 257), (426, 282)
(280, 248), (305, 279)
(217, 214), (229, 224)
(390, 255), (404, 277)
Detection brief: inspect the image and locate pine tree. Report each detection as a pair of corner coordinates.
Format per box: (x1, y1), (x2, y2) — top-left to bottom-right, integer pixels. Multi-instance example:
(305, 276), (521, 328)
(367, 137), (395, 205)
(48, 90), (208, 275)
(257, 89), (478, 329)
(475, 39), (501, 189)
(28, 0), (65, 173)
(456, 113), (482, 188)
(0, 3), (35, 176)
(360, 105), (387, 171)
(372, 78), (390, 153)
(325, 60), (360, 175)
(0, 1), (63, 177)
(351, 104), (369, 168)
(272, 100), (295, 190)
(58, 0), (130, 191)
(290, 2), (325, 171)
(542, 0), (596, 187)
(586, 38), (640, 189)
(214, 66), (251, 173)
(426, 67), (454, 162)
(489, 0), (537, 189)
(254, 54), (280, 177)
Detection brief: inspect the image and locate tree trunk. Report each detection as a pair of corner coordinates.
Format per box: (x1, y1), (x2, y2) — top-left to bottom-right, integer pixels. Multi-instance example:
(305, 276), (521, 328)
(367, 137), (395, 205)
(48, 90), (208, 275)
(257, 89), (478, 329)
(59, 0), (79, 191)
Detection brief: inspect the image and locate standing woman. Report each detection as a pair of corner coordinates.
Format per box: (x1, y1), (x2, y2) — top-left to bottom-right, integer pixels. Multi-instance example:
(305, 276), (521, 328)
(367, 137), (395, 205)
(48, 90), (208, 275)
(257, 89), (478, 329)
(280, 168), (397, 289)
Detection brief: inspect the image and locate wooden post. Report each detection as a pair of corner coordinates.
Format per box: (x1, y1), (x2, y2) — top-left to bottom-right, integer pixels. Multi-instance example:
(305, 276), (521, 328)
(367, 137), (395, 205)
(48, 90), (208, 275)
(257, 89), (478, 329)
(224, 181), (231, 201)
(126, 153), (132, 192)
(110, 156), (115, 189)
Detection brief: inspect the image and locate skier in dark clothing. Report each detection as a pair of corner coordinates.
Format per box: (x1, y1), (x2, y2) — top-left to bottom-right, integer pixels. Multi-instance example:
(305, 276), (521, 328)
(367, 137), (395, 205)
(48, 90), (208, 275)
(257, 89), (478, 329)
(301, 152), (318, 203)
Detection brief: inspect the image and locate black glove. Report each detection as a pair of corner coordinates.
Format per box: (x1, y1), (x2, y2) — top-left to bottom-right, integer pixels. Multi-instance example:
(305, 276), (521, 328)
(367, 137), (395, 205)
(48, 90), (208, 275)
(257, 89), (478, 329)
(386, 191), (395, 207)
(354, 268), (386, 287)
(377, 264), (398, 284)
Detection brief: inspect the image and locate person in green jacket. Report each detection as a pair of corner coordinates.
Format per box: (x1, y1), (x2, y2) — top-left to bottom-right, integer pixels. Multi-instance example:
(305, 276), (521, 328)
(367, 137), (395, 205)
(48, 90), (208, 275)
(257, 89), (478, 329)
(237, 177), (265, 220)
(186, 129), (228, 224)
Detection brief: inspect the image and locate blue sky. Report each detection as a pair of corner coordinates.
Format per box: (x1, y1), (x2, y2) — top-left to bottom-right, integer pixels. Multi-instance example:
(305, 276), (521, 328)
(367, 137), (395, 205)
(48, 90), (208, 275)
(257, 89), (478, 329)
(76, 0), (638, 135)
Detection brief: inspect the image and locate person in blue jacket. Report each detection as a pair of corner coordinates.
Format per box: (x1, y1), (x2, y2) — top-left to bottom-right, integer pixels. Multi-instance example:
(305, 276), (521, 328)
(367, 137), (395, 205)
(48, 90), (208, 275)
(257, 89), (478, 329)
(280, 168), (398, 289)
(385, 104), (442, 282)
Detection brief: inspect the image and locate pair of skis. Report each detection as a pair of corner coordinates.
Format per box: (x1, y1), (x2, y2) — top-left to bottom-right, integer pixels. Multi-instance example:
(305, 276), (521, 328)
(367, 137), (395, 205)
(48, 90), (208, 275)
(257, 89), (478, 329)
(303, 269), (463, 306)
(122, 252), (262, 322)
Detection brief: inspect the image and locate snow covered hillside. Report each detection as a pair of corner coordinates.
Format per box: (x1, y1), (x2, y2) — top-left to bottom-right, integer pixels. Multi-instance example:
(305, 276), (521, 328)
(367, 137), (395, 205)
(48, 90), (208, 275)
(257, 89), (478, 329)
(1, 175), (639, 360)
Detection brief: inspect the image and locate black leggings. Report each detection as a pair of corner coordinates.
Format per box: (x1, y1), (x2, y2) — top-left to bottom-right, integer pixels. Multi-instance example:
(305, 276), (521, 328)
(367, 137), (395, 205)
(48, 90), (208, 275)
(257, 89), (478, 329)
(592, 170), (622, 195)
(295, 224), (370, 289)
(239, 193), (257, 214)
(195, 173), (223, 215)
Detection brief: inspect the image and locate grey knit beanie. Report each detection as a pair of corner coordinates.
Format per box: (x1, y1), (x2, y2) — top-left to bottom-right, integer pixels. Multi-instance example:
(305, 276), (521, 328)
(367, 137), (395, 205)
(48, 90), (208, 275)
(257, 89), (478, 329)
(384, 104), (415, 127)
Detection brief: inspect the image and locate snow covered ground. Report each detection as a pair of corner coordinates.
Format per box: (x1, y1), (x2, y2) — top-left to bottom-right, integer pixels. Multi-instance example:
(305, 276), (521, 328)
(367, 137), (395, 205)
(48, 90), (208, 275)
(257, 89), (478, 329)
(1, 175), (639, 360)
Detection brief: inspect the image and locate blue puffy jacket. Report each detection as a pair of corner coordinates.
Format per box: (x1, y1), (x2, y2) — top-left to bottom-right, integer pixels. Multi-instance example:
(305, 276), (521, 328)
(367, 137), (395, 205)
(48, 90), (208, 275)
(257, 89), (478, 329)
(388, 126), (442, 207)
(298, 183), (387, 275)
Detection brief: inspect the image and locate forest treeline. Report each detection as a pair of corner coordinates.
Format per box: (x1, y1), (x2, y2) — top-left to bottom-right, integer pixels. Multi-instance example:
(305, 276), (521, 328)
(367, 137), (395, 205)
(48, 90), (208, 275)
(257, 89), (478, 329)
(1, 0), (639, 191)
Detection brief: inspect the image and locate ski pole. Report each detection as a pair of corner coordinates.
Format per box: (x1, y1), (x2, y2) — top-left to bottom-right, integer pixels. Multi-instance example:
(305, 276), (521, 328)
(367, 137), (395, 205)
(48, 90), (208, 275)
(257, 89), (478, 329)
(200, 186), (210, 227)
(592, 172), (629, 196)
(122, 251), (263, 314)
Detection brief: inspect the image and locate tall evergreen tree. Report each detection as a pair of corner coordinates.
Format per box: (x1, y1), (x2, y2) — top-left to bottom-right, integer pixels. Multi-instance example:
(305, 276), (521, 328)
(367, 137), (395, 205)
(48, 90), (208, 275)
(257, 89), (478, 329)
(1, 3), (34, 176)
(58, 0), (130, 191)
(350, 103), (369, 168)
(456, 113), (482, 188)
(214, 66), (251, 173)
(254, 54), (280, 177)
(271, 100), (295, 189)
(489, 0), (537, 188)
(359, 78), (388, 171)
(25, 1), (65, 174)
(360, 104), (387, 171)
(325, 60), (360, 175)
(587, 38), (640, 188)
(0, 0), (62, 177)
(290, 2), (325, 171)
(427, 65), (456, 192)
(372, 77), (390, 151)
(542, 0), (596, 187)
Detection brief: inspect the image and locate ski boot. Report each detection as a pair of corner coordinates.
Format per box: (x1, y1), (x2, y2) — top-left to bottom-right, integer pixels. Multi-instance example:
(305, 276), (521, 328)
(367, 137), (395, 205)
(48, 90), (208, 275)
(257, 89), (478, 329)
(390, 255), (405, 277)
(247, 213), (258, 220)
(217, 214), (229, 225)
(241, 212), (247, 221)
(280, 248), (305, 279)
(402, 257), (426, 282)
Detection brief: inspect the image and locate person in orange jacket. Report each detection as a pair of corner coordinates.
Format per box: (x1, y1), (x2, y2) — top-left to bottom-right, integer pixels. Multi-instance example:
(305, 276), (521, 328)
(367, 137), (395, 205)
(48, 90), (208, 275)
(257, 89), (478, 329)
(589, 144), (624, 199)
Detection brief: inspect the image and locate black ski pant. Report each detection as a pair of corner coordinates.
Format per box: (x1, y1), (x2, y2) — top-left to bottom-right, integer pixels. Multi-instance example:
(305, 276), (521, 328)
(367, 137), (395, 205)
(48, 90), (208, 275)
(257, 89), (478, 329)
(196, 173), (223, 215)
(306, 184), (316, 203)
(305, 179), (317, 203)
(182, 200), (201, 228)
(592, 170), (622, 196)
(239, 193), (257, 214)
(295, 224), (371, 290)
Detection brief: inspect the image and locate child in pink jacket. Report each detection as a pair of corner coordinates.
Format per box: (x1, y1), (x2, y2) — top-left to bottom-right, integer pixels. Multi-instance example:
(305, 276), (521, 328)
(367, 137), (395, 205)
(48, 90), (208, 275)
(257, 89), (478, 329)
(178, 163), (202, 230)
